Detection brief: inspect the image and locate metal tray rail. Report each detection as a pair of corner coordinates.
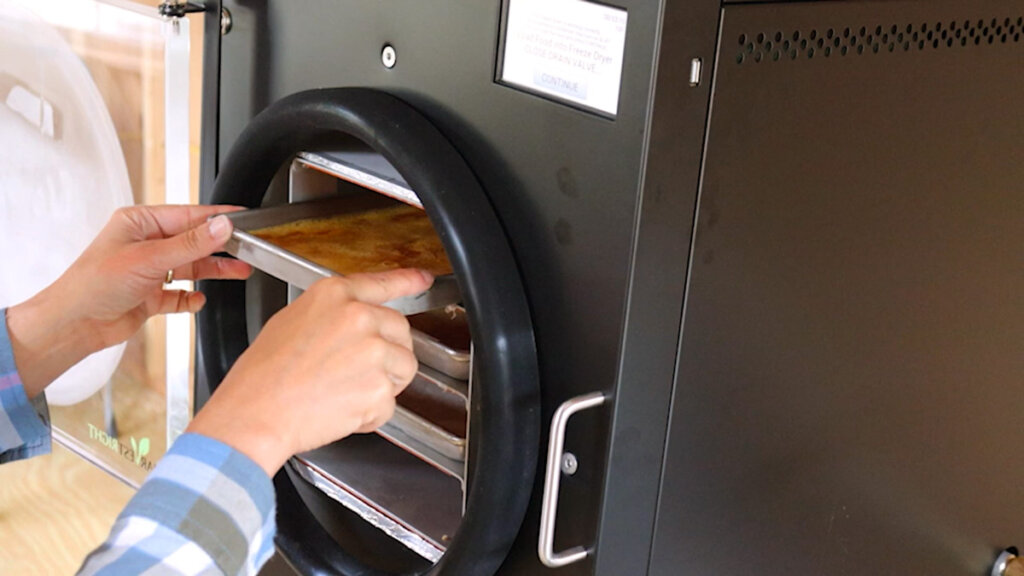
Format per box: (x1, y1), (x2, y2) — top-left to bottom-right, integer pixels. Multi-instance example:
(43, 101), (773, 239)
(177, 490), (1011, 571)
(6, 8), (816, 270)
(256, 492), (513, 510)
(297, 150), (423, 209)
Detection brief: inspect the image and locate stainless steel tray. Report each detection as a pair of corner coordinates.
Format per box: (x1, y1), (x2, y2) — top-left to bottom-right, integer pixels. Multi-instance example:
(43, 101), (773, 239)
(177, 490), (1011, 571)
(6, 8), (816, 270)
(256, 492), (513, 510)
(379, 408), (465, 477)
(410, 306), (471, 381)
(293, 434), (464, 562)
(223, 195), (461, 316)
(382, 366), (468, 473)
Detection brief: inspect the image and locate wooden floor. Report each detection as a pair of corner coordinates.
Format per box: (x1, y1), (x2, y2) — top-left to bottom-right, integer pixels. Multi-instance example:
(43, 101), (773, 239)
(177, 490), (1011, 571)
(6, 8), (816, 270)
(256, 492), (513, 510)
(0, 444), (296, 575)
(0, 443), (134, 574)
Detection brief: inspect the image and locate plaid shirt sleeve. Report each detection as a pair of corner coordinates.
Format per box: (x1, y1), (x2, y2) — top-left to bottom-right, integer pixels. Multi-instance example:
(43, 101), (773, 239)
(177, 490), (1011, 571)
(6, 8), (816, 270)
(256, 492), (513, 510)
(2, 307), (276, 574)
(0, 308), (52, 463)
(78, 433), (277, 576)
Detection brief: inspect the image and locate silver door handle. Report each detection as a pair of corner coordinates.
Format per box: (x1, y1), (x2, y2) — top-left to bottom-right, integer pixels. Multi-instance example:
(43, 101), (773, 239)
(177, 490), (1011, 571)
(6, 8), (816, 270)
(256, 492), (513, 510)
(538, 392), (607, 568)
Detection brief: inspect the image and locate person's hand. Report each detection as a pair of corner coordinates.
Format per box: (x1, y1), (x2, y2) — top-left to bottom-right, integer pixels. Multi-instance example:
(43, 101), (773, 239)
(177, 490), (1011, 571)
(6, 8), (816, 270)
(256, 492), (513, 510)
(187, 268), (433, 476)
(6, 205), (252, 397)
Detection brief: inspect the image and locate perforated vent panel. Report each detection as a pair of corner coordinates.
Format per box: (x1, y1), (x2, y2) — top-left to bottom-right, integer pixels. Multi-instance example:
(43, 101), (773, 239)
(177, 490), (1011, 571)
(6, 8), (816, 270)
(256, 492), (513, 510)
(736, 17), (1023, 63)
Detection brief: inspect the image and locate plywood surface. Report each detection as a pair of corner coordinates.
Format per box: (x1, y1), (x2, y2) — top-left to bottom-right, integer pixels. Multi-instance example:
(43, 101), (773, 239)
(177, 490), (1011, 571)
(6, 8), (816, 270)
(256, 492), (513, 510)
(0, 444), (134, 574)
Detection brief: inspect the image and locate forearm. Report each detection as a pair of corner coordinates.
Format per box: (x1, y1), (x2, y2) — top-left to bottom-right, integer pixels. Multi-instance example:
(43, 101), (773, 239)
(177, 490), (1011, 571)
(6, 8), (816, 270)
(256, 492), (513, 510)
(5, 285), (97, 399)
(4, 206), (248, 401)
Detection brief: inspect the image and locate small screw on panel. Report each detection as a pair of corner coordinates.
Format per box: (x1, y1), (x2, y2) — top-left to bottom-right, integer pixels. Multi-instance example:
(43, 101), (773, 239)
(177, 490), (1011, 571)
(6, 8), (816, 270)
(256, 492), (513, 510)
(381, 45), (397, 69)
(561, 452), (579, 476)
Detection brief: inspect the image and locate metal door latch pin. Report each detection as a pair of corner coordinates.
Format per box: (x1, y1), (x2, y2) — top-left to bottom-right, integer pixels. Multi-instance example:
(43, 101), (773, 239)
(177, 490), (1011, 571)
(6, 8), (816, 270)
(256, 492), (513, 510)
(158, 1), (204, 19)
(561, 452), (578, 476)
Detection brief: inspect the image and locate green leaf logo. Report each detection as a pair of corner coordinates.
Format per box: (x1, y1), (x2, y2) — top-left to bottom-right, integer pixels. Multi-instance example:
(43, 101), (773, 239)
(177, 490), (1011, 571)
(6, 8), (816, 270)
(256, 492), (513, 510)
(132, 437), (151, 465)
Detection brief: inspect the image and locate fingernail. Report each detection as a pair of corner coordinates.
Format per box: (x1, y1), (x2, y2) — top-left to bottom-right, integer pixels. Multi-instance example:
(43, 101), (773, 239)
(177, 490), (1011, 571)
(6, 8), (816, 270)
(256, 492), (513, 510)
(208, 215), (230, 239)
(418, 269), (434, 284)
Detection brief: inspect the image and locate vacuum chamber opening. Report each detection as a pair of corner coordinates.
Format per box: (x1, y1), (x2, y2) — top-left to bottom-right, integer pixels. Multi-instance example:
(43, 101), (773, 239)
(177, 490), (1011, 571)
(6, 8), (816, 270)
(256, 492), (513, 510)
(239, 147), (475, 563)
(203, 88), (539, 576)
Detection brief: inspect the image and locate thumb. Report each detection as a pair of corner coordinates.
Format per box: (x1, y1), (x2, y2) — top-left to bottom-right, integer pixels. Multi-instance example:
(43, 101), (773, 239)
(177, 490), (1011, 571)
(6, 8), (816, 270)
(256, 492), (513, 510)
(148, 215), (233, 272)
(342, 269), (435, 305)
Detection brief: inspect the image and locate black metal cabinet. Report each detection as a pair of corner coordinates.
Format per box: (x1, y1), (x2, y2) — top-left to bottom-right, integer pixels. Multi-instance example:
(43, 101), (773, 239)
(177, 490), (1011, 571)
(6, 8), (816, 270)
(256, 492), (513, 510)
(201, 0), (690, 574)
(651, 1), (1024, 574)
(197, 0), (1023, 574)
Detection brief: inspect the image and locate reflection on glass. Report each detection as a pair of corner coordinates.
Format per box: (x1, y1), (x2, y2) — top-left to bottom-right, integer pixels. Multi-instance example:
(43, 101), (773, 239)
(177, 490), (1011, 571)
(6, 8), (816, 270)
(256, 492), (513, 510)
(0, 0), (191, 487)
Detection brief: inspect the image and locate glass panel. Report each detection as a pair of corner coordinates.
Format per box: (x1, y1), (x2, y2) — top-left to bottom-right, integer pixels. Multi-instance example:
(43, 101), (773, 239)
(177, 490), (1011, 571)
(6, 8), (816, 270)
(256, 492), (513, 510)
(0, 0), (191, 487)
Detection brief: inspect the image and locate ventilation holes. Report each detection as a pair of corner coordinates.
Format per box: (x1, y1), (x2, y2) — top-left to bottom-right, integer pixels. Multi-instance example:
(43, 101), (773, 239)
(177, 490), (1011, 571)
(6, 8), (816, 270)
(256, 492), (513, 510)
(736, 16), (1023, 64)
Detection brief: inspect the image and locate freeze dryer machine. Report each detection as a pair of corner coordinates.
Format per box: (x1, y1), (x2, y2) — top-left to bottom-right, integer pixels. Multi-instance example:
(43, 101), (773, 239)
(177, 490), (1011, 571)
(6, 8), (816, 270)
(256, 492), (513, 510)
(185, 1), (1024, 575)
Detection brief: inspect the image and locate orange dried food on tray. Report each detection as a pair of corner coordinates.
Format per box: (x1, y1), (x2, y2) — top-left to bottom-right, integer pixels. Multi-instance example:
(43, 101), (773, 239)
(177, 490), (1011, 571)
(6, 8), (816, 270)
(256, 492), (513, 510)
(250, 204), (453, 277)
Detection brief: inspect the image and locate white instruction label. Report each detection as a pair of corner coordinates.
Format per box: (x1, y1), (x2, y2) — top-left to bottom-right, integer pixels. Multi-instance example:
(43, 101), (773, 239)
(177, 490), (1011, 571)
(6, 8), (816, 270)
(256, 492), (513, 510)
(501, 0), (628, 116)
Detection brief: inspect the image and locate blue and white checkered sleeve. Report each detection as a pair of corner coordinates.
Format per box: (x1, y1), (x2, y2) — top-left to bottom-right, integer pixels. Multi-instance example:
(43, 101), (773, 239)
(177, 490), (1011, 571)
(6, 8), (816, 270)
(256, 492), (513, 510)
(0, 308), (52, 463)
(78, 433), (277, 576)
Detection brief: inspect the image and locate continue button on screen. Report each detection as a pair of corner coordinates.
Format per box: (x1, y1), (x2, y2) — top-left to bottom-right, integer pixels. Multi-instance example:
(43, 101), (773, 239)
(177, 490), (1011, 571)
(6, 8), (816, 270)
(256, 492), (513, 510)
(534, 71), (588, 100)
